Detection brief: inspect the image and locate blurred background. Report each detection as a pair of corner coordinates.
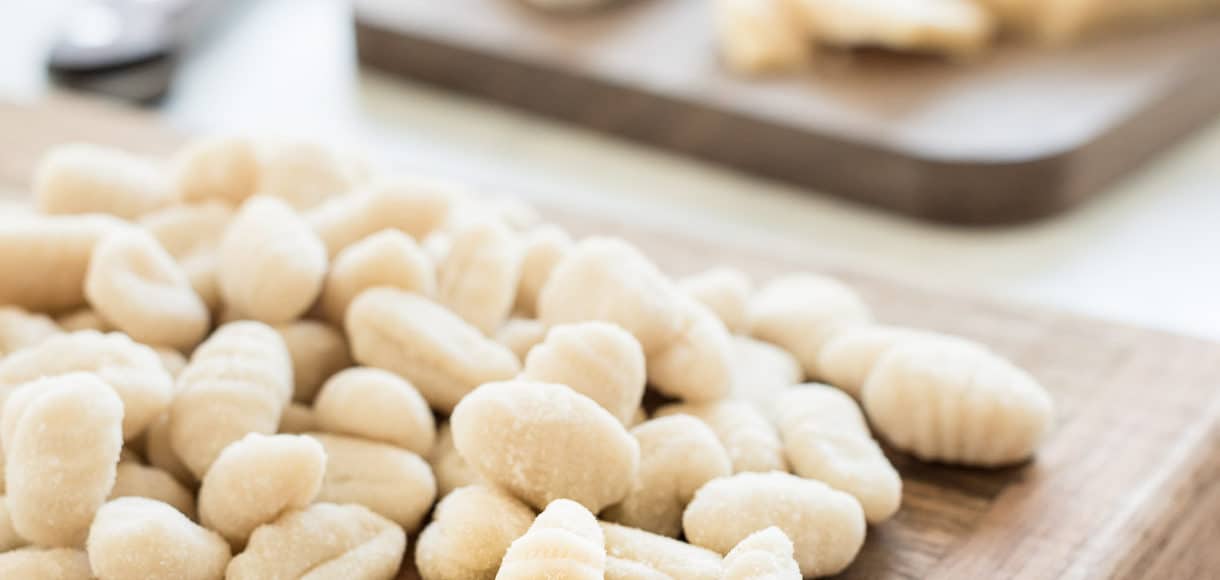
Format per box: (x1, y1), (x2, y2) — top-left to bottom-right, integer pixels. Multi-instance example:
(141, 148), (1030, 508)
(2, 0), (1219, 339)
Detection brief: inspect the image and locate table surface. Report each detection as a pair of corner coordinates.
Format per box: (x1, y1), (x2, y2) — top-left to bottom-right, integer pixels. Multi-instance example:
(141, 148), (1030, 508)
(3, 0), (1219, 341)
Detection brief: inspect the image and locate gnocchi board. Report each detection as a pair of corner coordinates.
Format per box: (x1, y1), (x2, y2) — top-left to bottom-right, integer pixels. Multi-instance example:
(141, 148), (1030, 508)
(352, 0), (1220, 225)
(3, 95), (1220, 579)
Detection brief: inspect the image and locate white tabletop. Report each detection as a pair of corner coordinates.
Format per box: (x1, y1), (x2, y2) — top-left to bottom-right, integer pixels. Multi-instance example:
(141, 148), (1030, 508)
(4, 0), (1219, 341)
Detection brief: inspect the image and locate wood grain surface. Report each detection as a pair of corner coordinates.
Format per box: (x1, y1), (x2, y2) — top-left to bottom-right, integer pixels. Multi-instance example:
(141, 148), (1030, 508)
(353, 0), (1220, 225)
(2, 95), (1218, 579)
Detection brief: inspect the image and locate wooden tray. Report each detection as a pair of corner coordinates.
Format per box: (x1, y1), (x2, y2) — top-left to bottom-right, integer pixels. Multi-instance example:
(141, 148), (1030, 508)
(2, 95), (1219, 578)
(353, 0), (1220, 225)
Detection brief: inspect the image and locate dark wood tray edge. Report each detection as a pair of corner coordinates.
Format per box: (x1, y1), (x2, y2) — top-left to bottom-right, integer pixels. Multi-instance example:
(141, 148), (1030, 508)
(352, 16), (1220, 226)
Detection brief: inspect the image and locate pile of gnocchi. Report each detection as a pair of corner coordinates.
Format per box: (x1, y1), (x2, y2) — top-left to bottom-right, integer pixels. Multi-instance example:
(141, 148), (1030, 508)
(0, 138), (1055, 579)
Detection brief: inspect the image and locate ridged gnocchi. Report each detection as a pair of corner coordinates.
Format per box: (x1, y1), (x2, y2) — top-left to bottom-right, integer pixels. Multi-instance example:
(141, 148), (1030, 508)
(863, 337), (1055, 466)
(496, 499), (604, 580)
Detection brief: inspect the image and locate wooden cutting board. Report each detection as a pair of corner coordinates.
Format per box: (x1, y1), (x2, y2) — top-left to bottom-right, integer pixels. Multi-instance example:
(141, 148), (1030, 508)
(2, 95), (1219, 579)
(353, 0), (1220, 225)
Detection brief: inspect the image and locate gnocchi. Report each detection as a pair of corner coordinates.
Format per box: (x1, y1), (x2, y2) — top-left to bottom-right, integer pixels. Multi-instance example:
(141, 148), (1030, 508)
(0, 306), (60, 356)
(514, 224), (572, 317)
(170, 321), (293, 478)
(521, 321), (647, 425)
(0, 331), (173, 440)
(314, 367), (435, 454)
(683, 472), (866, 578)
(415, 485), (537, 580)
(0, 213), (126, 312)
(748, 273), (872, 380)
(307, 432), (437, 533)
(307, 176), (458, 257)
(600, 521), (724, 580)
(275, 320), (353, 403)
(603, 415), (732, 537)
(769, 385), (902, 523)
(218, 196), (328, 323)
(226, 502), (405, 580)
(197, 433), (325, 547)
(863, 338), (1055, 466)
(34, 143), (172, 219)
(172, 136), (259, 205)
(721, 526), (801, 580)
(437, 217), (523, 335)
(139, 201), (233, 312)
(496, 499), (604, 580)
(494, 317), (549, 362)
(678, 267), (753, 334)
(2, 373), (123, 547)
(85, 227), (210, 350)
(451, 380), (640, 513)
(346, 287), (520, 413)
(110, 461), (197, 520)
(655, 400), (787, 473)
(87, 497), (230, 580)
(319, 228), (435, 325)
(0, 548), (93, 579)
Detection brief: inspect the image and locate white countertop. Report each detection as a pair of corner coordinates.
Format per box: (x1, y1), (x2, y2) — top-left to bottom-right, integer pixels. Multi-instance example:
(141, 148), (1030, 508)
(4, 0), (1219, 341)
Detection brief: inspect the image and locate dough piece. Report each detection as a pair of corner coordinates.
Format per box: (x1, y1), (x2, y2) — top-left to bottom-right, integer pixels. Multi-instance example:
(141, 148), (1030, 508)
(226, 502), (405, 580)
(714, 0), (812, 74)
(451, 380), (639, 513)
(683, 472), (865, 578)
(496, 499), (604, 580)
(792, 0), (994, 57)
(863, 338), (1055, 466)
(414, 485), (536, 580)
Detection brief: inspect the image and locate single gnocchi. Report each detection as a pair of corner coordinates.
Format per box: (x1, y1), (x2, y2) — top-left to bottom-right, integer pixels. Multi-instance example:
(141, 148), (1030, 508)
(603, 415), (732, 538)
(437, 217), (524, 335)
(768, 385), (902, 523)
(319, 228), (436, 325)
(521, 321), (647, 425)
(862, 338), (1055, 466)
(197, 433), (326, 547)
(748, 273), (872, 380)
(0, 213), (126, 313)
(34, 143), (172, 219)
(678, 267), (753, 334)
(2, 373), (123, 547)
(170, 321), (293, 478)
(218, 195), (328, 323)
(683, 472), (866, 578)
(451, 380), (640, 513)
(346, 287), (520, 413)
(514, 224), (572, 317)
(172, 136), (260, 206)
(307, 176), (458, 257)
(307, 432), (437, 533)
(313, 367), (435, 455)
(496, 499), (604, 580)
(415, 485), (537, 580)
(85, 228), (210, 350)
(226, 502), (406, 580)
(87, 497), (231, 580)
(254, 140), (366, 210)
